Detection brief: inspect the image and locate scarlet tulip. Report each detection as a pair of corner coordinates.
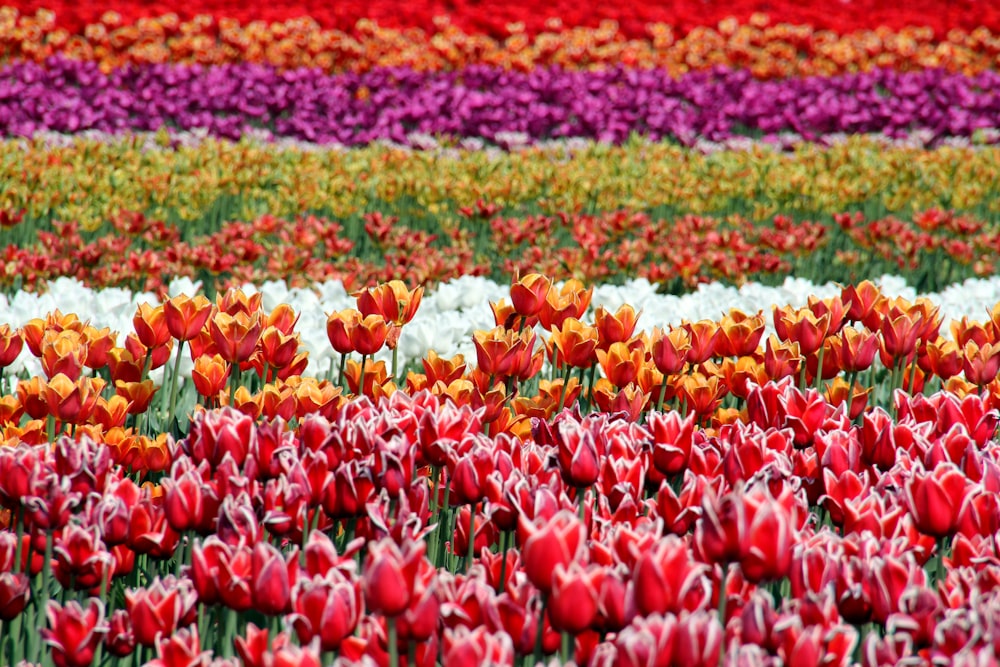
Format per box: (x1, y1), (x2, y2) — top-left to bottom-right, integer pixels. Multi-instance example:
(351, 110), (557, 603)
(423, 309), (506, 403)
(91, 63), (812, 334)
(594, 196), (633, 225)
(210, 311), (262, 364)
(42, 599), (108, 667)
(126, 576), (195, 647)
(0, 571), (29, 621)
(252, 540), (298, 616)
(632, 535), (709, 616)
(650, 326), (691, 376)
(595, 304), (641, 351)
(0, 323), (23, 367)
(904, 462), (971, 538)
(362, 537), (425, 617)
(133, 303), (172, 349)
(519, 510), (586, 593)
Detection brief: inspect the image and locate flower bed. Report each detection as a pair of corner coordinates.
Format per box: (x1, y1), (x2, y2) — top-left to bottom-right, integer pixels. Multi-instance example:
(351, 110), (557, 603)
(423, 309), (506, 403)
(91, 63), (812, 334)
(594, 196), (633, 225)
(4, 60), (1000, 145)
(3, 2), (1000, 667)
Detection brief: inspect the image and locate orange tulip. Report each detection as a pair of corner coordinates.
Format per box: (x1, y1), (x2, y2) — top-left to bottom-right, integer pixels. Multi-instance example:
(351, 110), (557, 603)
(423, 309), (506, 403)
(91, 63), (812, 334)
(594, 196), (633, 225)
(349, 314), (393, 356)
(90, 395), (132, 430)
(763, 335), (801, 381)
(344, 358), (391, 397)
(650, 326), (691, 375)
(807, 295), (847, 335)
(596, 341), (644, 388)
(538, 280), (593, 330)
(722, 356), (770, 400)
(15, 376), (48, 420)
(355, 280), (424, 326)
(227, 385), (262, 419)
(133, 303), (172, 349)
(43, 373), (100, 424)
(824, 377), (870, 420)
(473, 327), (538, 380)
(591, 379), (648, 421)
(0, 395), (22, 425)
(114, 380), (159, 415)
(124, 333), (173, 371)
(839, 326), (879, 373)
(292, 379), (344, 417)
(107, 347), (145, 384)
(40, 329), (87, 381)
(682, 320), (720, 364)
(164, 294), (214, 341)
(0, 324), (23, 367)
(81, 326), (117, 370)
(842, 281), (885, 329)
(421, 350), (467, 386)
(879, 307), (924, 364)
(678, 373), (725, 417)
(210, 311), (263, 364)
(139, 434), (172, 473)
(716, 310), (765, 358)
(919, 339), (964, 380)
(257, 327), (300, 371)
(774, 306), (830, 356)
(963, 341), (1000, 386)
(265, 303), (300, 335)
(326, 309), (362, 355)
(549, 317), (599, 369)
(259, 383), (297, 421)
(191, 354), (230, 399)
(216, 288), (263, 318)
(594, 304), (641, 351)
(950, 317), (993, 347)
(510, 273), (552, 318)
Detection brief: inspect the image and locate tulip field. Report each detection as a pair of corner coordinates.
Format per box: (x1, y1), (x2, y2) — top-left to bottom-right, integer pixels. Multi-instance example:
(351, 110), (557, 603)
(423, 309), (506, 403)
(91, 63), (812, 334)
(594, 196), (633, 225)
(6, 1), (1000, 667)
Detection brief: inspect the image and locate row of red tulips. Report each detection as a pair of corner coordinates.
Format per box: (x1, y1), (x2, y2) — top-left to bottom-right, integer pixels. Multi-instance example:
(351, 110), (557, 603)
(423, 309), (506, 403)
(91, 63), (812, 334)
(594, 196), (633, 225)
(4, 206), (995, 297)
(1, 383), (999, 667)
(4, 0), (996, 40)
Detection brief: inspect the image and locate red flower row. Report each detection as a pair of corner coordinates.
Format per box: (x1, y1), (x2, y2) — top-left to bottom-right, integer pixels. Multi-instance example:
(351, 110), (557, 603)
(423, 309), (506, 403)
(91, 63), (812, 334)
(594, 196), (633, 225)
(6, 0), (1000, 39)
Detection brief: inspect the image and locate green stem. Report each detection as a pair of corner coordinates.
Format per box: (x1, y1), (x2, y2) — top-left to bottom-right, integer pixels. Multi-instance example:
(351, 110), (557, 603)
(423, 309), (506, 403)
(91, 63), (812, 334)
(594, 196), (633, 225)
(497, 531), (509, 595)
(437, 481), (451, 568)
(466, 503), (477, 571)
(391, 345), (399, 381)
(717, 563), (729, 667)
(338, 352), (347, 390)
(533, 594), (547, 664)
(358, 354), (367, 397)
(164, 339), (185, 426)
(561, 632), (572, 664)
(557, 364), (572, 413)
(223, 606), (237, 658)
(798, 359), (808, 393)
(655, 377), (669, 414)
(12, 506), (23, 574)
(387, 616), (399, 667)
(813, 344), (826, 392)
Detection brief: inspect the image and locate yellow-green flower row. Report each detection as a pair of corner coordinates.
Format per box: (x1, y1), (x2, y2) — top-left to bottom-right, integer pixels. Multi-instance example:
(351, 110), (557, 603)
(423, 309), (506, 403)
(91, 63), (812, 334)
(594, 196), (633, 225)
(4, 135), (1000, 232)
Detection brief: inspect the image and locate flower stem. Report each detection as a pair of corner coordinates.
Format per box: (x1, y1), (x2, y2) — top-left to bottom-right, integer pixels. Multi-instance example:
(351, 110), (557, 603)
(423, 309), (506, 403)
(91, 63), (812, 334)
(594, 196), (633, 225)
(387, 616), (399, 667)
(533, 593), (547, 664)
(717, 563), (729, 667)
(466, 503), (477, 571)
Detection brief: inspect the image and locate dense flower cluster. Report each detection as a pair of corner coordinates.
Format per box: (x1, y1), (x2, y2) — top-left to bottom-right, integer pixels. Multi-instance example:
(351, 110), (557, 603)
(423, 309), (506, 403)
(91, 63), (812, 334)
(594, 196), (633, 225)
(2, 275), (1000, 667)
(3, 11), (1000, 77)
(4, 59), (1000, 145)
(5, 0), (1000, 38)
(4, 0), (1000, 665)
(1, 137), (998, 234)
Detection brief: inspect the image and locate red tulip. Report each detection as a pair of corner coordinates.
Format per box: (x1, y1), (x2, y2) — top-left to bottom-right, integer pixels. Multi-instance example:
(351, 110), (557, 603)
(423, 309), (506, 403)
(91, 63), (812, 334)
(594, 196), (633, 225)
(442, 626), (515, 667)
(53, 523), (112, 592)
(104, 609), (136, 657)
(362, 537), (425, 617)
(185, 406), (255, 469)
(290, 571), (363, 651)
(252, 540), (298, 616)
(0, 571), (30, 621)
(519, 509), (586, 593)
(632, 535), (709, 616)
(42, 599), (108, 667)
(672, 610), (723, 667)
(147, 627), (205, 667)
(610, 613), (677, 667)
(548, 562), (603, 634)
(904, 462), (971, 538)
(126, 576), (194, 647)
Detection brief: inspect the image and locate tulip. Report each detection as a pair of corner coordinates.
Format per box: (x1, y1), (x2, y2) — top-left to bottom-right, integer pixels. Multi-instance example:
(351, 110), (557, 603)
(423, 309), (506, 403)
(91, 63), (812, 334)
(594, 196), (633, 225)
(509, 273), (552, 318)
(362, 537), (425, 617)
(125, 576), (194, 647)
(904, 462), (971, 538)
(133, 303), (173, 349)
(0, 323), (23, 368)
(549, 317), (600, 369)
(442, 626), (515, 667)
(632, 535), (709, 616)
(164, 293), (214, 342)
(251, 540), (298, 616)
(356, 279), (424, 326)
(0, 571), (30, 621)
(596, 341), (644, 389)
(42, 599), (108, 667)
(519, 510), (586, 593)
(210, 311), (263, 364)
